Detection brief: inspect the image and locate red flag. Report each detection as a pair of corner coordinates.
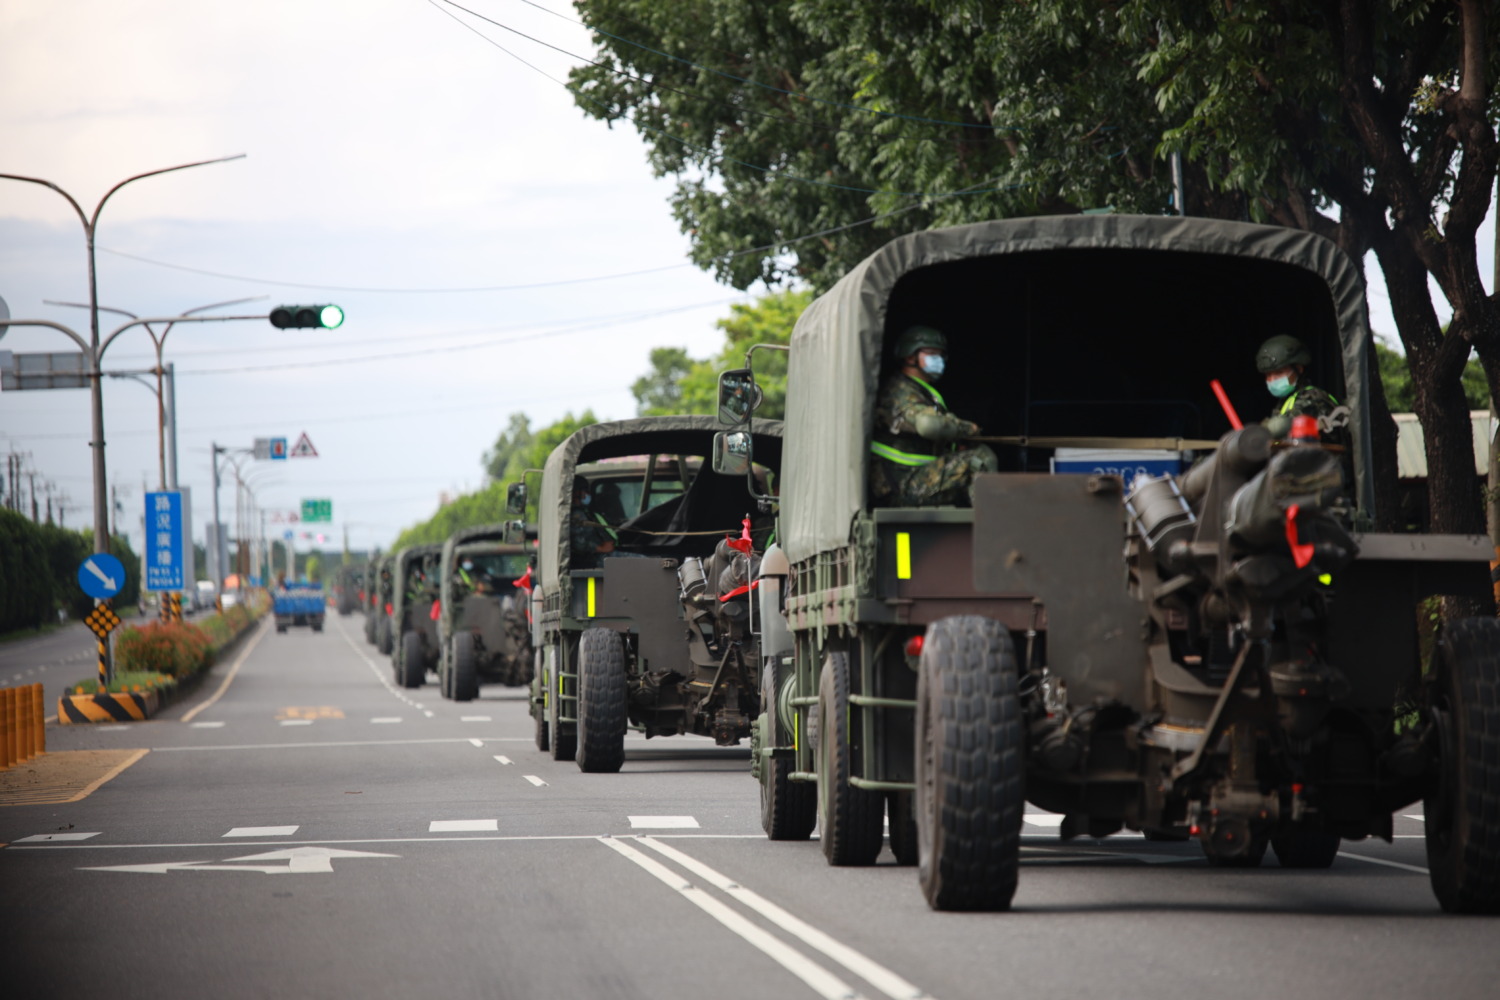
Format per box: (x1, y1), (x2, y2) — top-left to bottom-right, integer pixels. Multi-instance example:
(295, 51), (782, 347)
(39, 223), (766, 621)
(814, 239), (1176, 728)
(429, 598), (442, 621)
(1285, 505), (1315, 569)
(513, 566), (534, 592)
(726, 514), (754, 555)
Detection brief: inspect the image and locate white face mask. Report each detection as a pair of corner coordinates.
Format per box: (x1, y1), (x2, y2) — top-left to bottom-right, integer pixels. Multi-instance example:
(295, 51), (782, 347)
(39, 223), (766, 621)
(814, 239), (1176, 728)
(919, 353), (946, 377)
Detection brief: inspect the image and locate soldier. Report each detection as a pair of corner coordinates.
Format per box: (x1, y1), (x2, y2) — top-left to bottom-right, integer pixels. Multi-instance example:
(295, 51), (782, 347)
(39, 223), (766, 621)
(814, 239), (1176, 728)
(1256, 335), (1339, 436)
(870, 325), (998, 507)
(570, 475), (617, 567)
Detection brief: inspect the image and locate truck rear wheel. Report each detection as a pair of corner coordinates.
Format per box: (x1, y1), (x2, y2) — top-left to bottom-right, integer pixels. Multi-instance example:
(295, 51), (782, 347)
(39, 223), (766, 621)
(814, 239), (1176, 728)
(916, 616), (1024, 911)
(533, 653), (550, 751)
(549, 646), (576, 762)
(452, 632), (479, 702)
(760, 656), (815, 841)
(400, 631), (424, 688)
(1425, 617), (1500, 914)
(576, 628), (627, 773)
(818, 651), (884, 866)
(377, 615), (393, 655)
(1271, 831), (1340, 868)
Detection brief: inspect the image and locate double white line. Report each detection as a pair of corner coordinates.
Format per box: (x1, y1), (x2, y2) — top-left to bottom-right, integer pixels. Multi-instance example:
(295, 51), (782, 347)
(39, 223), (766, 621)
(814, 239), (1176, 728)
(601, 836), (935, 1000)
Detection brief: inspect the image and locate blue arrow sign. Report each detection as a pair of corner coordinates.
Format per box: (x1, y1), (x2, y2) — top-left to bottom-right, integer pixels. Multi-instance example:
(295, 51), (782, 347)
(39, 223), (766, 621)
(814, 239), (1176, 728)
(78, 553), (125, 600)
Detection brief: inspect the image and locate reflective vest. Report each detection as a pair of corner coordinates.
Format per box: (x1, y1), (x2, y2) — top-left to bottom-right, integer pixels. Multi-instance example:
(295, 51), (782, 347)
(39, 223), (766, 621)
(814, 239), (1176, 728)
(870, 376), (947, 466)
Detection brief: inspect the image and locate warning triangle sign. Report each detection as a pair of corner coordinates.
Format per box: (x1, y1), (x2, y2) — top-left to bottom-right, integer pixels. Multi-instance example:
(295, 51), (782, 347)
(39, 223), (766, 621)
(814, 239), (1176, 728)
(289, 432), (319, 458)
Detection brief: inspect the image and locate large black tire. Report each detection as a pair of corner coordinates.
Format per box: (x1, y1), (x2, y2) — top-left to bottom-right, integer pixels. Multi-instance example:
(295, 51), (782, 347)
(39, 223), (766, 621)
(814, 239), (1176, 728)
(760, 656), (816, 841)
(1425, 617), (1500, 914)
(364, 613), (376, 645)
(452, 631), (479, 702)
(818, 651), (885, 866)
(916, 616), (1025, 911)
(1202, 835), (1267, 868)
(400, 631), (424, 689)
(377, 615), (393, 655)
(533, 652), (550, 752)
(1271, 831), (1340, 869)
(549, 645), (576, 762)
(576, 628), (627, 773)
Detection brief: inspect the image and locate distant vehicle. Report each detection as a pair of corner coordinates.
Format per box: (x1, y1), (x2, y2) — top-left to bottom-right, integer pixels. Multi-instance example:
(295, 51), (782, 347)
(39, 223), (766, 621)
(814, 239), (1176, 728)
(196, 580), (218, 608)
(274, 583), (325, 633)
(220, 590), (242, 610)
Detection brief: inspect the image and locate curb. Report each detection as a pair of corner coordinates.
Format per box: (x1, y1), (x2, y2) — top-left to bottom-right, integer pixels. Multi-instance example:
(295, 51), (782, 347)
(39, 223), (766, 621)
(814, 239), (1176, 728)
(57, 691), (162, 725)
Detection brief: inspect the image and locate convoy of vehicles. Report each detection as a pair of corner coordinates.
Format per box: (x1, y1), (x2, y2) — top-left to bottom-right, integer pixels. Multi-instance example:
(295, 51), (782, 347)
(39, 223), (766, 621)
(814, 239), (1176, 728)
(435, 524), (533, 700)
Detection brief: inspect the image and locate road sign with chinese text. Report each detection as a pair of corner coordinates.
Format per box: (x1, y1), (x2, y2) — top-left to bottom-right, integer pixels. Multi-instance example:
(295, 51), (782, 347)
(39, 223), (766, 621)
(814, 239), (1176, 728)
(300, 498), (332, 522)
(144, 491), (184, 591)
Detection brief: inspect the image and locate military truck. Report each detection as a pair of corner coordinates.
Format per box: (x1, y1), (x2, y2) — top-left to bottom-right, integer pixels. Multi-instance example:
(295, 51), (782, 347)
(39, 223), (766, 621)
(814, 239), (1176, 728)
(361, 558), (381, 644)
(368, 554), (396, 653)
(435, 524), (535, 701)
(390, 543), (442, 689)
(725, 215), (1500, 915)
(508, 416), (783, 772)
(334, 564), (360, 616)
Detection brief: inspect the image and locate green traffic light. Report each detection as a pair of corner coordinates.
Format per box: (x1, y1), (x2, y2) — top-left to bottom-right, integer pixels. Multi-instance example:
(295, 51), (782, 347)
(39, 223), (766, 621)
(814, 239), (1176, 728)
(319, 305), (345, 329)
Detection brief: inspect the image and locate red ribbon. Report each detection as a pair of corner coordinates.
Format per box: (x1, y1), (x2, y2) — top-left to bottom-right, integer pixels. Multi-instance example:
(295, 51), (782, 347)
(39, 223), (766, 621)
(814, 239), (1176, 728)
(513, 566), (534, 592)
(429, 599), (442, 621)
(726, 514), (754, 555)
(720, 580), (760, 602)
(1285, 504), (1315, 569)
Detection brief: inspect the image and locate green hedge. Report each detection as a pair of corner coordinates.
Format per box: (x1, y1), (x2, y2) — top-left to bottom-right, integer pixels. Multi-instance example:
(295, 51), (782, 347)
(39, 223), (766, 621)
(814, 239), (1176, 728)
(0, 510), (140, 632)
(111, 591), (268, 681)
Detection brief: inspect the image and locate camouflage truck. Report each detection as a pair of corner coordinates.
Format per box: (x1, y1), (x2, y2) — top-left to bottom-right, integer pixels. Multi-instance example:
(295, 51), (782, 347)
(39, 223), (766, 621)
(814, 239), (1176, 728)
(390, 543), (443, 689)
(369, 553), (396, 653)
(726, 215), (1500, 914)
(334, 564), (361, 617)
(435, 524), (535, 701)
(361, 557), (382, 644)
(508, 416), (783, 772)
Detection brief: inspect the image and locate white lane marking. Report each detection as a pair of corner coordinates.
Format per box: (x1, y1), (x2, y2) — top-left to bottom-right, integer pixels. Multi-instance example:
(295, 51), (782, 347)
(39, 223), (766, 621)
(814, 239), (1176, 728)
(15, 832), (101, 843)
(12, 833), (768, 851)
(82, 847), (399, 876)
(1023, 814), (1065, 827)
(494, 755), (513, 765)
(430, 819), (499, 833)
(279, 719), (314, 727)
(468, 738), (484, 747)
(414, 704), (425, 710)
(224, 826), (299, 838)
(1337, 851), (1429, 874)
(190, 721), (226, 729)
(150, 737), (534, 752)
(423, 710), (435, 718)
(601, 837), (868, 1000)
(638, 837), (934, 1000)
(370, 717), (402, 724)
(523, 775), (547, 787)
(460, 715), (492, 722)
(332, 615), (423, 708)
(1402, 814), (1425, 821)
(629, 816), (700, 829)
(182, 618), (269, 722)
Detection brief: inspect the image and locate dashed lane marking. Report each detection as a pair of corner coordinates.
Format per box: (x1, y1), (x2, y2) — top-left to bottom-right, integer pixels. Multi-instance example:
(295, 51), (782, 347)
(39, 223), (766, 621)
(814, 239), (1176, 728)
(460, 716), (492, 722)
(468, 739), (484, 747)
(430, 820), (498, 832)
(7, 833), (769, 852)
(423, 710), (435, 718)
(279, 719), (314, 727)
(150, 737), (534, 752)
(331, 615), (423, 709)
(601, 837), (872, 1000)
(1337, 851), (1429, 874)
(371, 717), (402, 724)
(629, 816), (700, 829)
(224, 826), (299, 838)
(16, 832), (101, 843)
(494, 755), (512, 765)
(523, 775), (547, 787)
(190, 721), (225, 729)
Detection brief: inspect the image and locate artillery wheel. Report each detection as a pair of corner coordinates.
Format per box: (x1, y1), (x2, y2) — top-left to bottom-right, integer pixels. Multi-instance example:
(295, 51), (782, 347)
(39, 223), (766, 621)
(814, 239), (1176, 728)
(452, 631), (479, 702)
(1425, 617), (1500, 913)
(887, 791), (918, 866)
(1271, 831), (1340, 868)
(818, 650), (884, 866)
(549, 644), (576, 762)
(760, 656), (815, 841)
(576, 628), (627, 773)
(916, 615), (1024, 911)
(400, 631), (424, 688)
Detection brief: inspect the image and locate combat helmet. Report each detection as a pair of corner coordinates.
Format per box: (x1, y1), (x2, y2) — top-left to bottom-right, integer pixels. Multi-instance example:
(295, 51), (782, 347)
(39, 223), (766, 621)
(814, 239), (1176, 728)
(893, 325), (947, 361)
(1256, 335), (1312, 374)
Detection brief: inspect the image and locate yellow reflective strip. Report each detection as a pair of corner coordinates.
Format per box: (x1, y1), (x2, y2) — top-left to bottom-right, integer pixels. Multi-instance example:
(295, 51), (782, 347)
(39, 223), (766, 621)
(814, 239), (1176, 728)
(870, 442), (936, 466)
(896, 532), (912, 580)
(587, 576), (596, 617)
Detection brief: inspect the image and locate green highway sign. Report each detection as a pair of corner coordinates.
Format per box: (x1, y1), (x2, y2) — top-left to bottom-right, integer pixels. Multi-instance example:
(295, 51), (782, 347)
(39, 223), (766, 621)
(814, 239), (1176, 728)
(301, 498), (332, 523)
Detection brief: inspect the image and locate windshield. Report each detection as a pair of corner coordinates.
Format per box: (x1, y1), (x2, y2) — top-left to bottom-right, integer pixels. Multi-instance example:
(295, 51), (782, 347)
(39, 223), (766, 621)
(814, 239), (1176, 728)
(467, 553), (529, 579)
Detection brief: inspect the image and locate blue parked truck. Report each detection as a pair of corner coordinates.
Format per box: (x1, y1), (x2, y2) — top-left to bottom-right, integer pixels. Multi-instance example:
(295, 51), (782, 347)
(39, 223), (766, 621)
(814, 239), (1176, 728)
(274, 583), (326, 633)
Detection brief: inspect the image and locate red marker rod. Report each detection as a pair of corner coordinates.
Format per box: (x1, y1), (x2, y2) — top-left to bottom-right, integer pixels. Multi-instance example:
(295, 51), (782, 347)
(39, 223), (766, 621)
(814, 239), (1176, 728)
(1210, 379), (1243, 430)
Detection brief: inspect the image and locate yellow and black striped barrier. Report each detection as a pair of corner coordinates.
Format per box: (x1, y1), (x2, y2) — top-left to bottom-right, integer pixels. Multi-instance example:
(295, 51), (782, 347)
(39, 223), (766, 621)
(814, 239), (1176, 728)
(1, 683), (45, 770)
(58, 690), (161, 725)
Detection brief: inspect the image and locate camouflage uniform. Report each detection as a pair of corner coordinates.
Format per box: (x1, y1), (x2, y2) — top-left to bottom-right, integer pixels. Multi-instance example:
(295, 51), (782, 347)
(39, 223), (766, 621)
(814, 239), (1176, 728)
(869, 374), (997, 507)
(569, 505), (616, 567)
(1262, 382), (1344, 439)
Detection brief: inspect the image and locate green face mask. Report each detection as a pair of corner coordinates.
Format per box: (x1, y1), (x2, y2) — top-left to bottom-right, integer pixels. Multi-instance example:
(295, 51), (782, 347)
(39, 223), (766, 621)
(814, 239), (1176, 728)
(1266, 375), (1295, 399)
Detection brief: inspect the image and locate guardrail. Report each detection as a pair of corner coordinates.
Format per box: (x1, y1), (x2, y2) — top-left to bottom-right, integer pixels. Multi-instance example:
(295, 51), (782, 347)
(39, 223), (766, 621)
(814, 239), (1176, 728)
(1, 684), (45, 769)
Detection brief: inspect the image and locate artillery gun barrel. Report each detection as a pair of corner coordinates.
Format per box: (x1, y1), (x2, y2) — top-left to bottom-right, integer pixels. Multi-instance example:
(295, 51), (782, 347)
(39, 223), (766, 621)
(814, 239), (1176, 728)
(1179, 424), (1273, 505)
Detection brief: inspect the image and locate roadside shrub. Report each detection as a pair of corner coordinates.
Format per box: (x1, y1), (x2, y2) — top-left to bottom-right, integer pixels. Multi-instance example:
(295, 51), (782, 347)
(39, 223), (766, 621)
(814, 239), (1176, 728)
(71, 671), (177, 696)
(115, 621), (213, 678)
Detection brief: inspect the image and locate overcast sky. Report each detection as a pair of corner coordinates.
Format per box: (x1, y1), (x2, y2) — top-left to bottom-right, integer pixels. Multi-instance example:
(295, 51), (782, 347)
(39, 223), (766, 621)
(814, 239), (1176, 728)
(1, 2), (1494, 565)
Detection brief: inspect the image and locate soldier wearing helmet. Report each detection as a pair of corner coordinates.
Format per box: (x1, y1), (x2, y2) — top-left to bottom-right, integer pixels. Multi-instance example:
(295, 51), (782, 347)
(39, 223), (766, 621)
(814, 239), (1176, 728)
(1255, 335), (1339, 436)
(869, 325), (998, 507)
(569, 474), (616, 566)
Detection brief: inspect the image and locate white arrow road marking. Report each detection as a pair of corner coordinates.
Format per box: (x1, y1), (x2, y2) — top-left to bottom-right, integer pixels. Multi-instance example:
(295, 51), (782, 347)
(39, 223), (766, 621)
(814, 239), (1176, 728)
(636, 837), (935, 1000)
(81, 846), (399, 875)
(224, 826), (298, 838)
(468, 739), (484, 747)
(523, 775), (547, 787)
(17, 833), (100, 843)
(84, 558), (118, 591)
(602, 838), (870, 1000)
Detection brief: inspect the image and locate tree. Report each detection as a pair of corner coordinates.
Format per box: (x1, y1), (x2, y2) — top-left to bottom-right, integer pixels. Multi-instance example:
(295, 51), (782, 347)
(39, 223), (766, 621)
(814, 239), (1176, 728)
(576, 1), (1499, 535)
(1377, 339), (1490, 413)
(483, 412), (534, 483)
(632, 347), (696, 415)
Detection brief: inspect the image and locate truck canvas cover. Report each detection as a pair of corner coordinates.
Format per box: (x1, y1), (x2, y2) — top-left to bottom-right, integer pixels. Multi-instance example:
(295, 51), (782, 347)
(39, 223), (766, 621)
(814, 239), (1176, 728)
(780, 215), (1375, 563)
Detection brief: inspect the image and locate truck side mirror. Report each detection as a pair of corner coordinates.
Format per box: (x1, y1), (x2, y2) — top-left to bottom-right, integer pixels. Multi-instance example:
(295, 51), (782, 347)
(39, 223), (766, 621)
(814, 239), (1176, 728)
(717, 369), (762, 425)
(712, 431), (753, 477)
(505, 482), (527, 516)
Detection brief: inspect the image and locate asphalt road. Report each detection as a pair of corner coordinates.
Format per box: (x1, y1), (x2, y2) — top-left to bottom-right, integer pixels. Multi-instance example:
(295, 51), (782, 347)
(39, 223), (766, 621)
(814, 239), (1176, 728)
(2, 611), (1496, 1000)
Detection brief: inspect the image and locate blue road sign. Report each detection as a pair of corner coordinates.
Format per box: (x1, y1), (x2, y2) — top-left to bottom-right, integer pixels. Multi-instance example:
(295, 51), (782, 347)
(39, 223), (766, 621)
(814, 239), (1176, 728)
(284, 529), (295, 541)
(145, 491), (185, 592)
(270, 436), (288, 461)
(77, 553), (125, 600)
